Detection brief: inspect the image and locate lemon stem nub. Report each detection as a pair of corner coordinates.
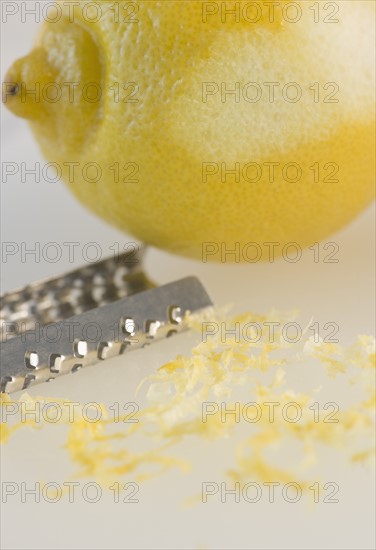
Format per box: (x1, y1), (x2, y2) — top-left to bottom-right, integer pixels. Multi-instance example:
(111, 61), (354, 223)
(8, 84), (19, 96)
(2, 82), (18, 104)
(2, 49), (53, 120)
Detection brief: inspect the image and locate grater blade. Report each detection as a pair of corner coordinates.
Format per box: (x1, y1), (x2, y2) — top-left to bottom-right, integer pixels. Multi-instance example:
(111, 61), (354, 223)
(0, 246), (154, 340)
(1, 265), (213, 394)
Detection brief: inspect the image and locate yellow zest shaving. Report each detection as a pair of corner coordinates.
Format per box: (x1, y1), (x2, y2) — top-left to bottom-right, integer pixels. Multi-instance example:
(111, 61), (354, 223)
(1, 308), (375, 496)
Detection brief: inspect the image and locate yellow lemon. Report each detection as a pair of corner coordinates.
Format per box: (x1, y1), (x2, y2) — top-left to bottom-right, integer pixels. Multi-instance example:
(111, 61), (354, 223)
(3, 0), (375, 261)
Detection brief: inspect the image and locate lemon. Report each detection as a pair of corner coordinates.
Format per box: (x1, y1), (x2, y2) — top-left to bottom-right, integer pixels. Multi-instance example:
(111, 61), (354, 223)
(3, 0), (375, 261)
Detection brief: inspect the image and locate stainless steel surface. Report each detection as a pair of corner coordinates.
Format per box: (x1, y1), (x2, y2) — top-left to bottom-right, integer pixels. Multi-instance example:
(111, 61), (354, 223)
(0, 247), (154, 342)
(0, 250), (213, 393)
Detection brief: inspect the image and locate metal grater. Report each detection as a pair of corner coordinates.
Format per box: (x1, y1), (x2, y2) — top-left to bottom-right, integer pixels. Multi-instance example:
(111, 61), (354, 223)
(0, 247), (213, 394)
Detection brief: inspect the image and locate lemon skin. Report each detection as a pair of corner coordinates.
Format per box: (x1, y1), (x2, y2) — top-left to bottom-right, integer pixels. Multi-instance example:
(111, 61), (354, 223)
(3, 0), (375, 261)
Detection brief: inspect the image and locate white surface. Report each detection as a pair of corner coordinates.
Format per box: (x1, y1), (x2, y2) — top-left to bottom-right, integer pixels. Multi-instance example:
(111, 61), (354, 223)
(1, 6), (375, 550)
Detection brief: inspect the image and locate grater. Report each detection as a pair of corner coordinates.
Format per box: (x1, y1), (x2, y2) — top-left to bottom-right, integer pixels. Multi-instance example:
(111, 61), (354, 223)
(0, 246), (213, 394)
